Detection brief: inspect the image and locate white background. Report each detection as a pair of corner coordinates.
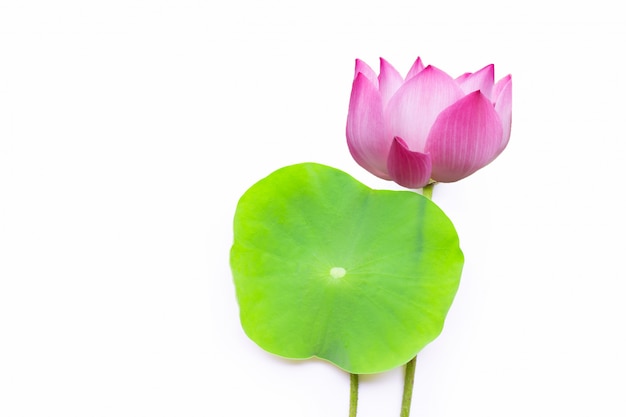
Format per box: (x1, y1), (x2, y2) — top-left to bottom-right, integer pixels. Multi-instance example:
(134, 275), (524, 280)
(1, 1), (625, 416)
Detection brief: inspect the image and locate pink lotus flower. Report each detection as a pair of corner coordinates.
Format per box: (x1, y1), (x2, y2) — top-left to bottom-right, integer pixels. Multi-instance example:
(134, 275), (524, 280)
(346, 57), (512, 189)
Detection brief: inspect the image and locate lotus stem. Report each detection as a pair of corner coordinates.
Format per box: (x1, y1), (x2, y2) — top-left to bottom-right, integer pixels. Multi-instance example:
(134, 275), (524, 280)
(422, 182), (435, 199)
(349, 373), (359, 417)
(400, 356), (417, 417)
(401, 182), (435, 417)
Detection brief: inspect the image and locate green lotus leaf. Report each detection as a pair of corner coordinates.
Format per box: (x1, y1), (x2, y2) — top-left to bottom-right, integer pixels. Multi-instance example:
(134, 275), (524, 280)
(230, 163), (463, 374)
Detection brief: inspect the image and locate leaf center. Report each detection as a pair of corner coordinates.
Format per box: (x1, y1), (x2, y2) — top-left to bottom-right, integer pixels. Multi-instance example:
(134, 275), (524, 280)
(329, 267), (346, 279)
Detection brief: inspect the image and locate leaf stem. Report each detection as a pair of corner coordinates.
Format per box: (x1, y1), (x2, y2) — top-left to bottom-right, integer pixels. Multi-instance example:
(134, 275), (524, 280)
(400, 356), (417, 417)
(349, 373), (359, 417)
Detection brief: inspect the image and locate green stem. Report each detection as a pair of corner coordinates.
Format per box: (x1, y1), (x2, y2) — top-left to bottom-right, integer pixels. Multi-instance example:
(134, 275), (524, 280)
(349, 373), (359, 417)
(400, 182), (435, 417)
(422, 182), (435, 200)
(400, 356), (417, 417)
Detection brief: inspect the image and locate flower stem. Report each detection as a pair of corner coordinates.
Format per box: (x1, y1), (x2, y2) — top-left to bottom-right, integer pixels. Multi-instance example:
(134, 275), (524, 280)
(349, 373), (359, 417)
(400, 182), (436, 417)
(422, 182), (435, 200)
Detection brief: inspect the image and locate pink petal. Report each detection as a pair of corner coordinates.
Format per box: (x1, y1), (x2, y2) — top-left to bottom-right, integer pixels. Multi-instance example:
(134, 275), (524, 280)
(346, 72), (390, 179)
(493, 74), (511, 103)
(405, 57), (425, 81)
(457, 64), (494, 100)
(387, 137), (433, 189)
(455, 72), (471, 82)
(378, 58), (404, 108)
(425, 91), (503, 182)
(494, 75), (512, 153)
(385, 65), (464, 153)
(354, 59), (378, 87)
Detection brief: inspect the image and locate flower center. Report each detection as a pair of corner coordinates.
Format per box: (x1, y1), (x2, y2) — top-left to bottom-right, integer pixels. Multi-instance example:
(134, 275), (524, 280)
(329, 267), (346, 279)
